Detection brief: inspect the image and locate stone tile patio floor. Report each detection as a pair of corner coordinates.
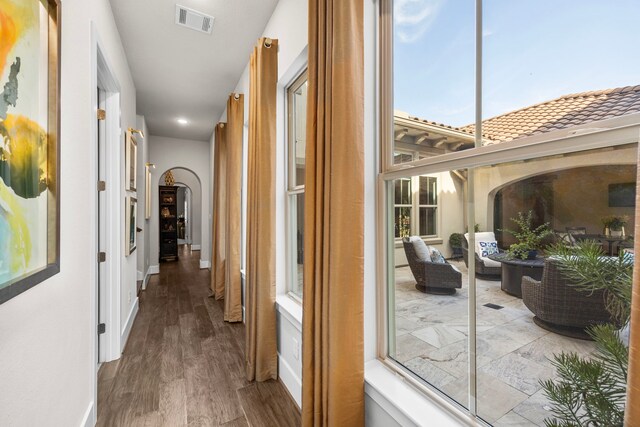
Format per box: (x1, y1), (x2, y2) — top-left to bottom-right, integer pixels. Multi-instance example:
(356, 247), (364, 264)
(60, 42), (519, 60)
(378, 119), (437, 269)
(392, 260), (597, 426)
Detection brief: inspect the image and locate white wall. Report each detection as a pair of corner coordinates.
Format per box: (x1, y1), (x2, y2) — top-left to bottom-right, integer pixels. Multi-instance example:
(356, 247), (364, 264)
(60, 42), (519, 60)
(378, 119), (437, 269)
(149, 136), (211, 269)
(136, 115), (151, 283)
(0, 0), (137, 425)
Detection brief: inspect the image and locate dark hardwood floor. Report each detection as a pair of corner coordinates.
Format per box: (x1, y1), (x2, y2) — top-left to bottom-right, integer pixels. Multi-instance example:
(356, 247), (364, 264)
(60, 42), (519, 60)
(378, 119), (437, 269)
(97, 245), (301, 426)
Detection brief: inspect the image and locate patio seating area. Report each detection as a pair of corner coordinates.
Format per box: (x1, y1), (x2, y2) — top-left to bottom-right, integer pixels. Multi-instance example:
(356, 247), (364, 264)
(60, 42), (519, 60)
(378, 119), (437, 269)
(392, 260), (597, 425)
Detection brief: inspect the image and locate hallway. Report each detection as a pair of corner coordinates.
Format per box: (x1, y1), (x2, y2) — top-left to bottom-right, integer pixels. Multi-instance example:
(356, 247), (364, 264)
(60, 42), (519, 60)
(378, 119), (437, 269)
(97, 246), (301, 426)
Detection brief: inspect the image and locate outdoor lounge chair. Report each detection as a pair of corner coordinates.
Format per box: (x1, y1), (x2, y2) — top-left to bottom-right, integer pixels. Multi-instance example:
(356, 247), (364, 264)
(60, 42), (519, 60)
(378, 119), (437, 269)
(462, 232), (502, 278)
(402, 237), (462, 295)
(521, 258), (615, 339)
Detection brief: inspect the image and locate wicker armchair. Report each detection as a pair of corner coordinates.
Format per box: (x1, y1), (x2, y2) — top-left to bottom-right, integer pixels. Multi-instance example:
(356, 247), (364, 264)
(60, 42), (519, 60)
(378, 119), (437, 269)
(462, 232), (502, 278)
(522, 258), (615, 339)
(402, 238), (462, 295)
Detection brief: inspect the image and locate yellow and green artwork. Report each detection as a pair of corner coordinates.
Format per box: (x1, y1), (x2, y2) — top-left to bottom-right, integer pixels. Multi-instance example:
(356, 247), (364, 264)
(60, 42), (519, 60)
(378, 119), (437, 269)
(0, 0), (60, 303)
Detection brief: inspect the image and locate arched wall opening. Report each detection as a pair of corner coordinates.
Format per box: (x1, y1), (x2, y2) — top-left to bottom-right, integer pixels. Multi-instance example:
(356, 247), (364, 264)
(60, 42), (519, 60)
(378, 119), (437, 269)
(150, 167), (203, 268)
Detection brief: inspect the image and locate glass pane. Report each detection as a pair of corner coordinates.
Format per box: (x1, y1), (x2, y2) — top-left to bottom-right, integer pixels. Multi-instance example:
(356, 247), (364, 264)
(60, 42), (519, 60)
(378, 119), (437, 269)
(389, 168), (469, 410)
(394, 178), (412, 205)
(393, 0), (475, 160)
(290, 75), (307, 187)
(473, 145), (637, 425)
(394, 151), (414, 165)
(419, 207), (436, 236)
(290, 193), (305, 298)
(394, 207), (411, 239)
(419, 176), (437, 205)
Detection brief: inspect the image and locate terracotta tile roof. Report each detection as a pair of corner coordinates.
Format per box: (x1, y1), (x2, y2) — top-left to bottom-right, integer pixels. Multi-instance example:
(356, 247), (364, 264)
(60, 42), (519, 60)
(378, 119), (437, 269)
(458, 85), (640, 143)
(400, 114), (476, 137)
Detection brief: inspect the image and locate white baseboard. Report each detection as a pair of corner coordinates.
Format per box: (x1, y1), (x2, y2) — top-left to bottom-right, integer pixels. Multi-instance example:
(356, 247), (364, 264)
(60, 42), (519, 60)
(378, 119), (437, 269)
(278, 355), (302, 408)
(199, 259), (210, 270)
(120, 298), (139, 352)
(80, 400), (95, 427)
(142, 267), (152, 290)
(136, 270), (144, 281)
(192, 244), (201, 250)
(148, 265), (159, 275)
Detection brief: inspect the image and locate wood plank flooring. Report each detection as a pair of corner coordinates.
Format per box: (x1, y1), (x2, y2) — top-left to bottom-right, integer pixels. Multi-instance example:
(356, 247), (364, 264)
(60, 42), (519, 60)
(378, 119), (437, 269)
(97, 245), (301, 427)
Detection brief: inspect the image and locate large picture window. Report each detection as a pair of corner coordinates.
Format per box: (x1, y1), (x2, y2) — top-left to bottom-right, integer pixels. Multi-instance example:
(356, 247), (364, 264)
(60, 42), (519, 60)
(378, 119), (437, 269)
(286, 70), (308, 300)
(381, 1), (640, 425)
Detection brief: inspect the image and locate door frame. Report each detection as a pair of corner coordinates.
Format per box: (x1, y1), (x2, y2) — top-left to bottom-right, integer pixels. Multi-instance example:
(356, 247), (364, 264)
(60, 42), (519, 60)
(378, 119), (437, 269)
(91, 22), (123, 415)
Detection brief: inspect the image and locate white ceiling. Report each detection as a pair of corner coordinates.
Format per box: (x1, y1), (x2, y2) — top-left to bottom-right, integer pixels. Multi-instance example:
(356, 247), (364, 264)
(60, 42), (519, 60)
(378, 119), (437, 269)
(109, 0), (279, 141)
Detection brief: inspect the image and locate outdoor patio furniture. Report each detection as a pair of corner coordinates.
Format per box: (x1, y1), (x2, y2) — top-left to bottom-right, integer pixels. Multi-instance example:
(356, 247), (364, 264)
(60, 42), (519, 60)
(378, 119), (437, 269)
(402, 237), (462, 295)
(488, 253), (544, 298)
(565, 226), (587, 245)
(521, 258), (615, 339)
(462, 232), (502, 279)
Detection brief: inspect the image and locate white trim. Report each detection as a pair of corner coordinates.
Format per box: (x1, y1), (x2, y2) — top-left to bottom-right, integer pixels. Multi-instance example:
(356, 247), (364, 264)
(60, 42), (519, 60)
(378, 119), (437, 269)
(199, 259), (210, 269)
(136, 270), (144, 281)
(365, 360), (473, 427)
(142, 266), (153, 290)
(79, 401), (95, 427)
(148, 265), (159, 275)
(278, 354), (302, 408)
(120, 298), (139, 351)
(192, 244), (201, 250)
(275, 295), (302, 331)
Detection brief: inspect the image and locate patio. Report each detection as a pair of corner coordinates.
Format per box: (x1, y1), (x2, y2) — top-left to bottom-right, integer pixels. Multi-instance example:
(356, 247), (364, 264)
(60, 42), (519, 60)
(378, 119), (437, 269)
(392, 260), (597, 426)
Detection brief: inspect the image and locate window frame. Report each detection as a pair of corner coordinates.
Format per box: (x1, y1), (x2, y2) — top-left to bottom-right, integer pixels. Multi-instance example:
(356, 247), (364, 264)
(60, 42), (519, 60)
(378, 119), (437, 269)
(376, 0), (640, 422)
(285, 69), (309, 303)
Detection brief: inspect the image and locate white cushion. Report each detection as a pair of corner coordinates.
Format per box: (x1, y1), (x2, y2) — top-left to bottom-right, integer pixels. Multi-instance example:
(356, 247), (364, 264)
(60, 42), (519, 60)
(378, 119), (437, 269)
(480, 256), (502, 268)
(409, 236), (431, 261)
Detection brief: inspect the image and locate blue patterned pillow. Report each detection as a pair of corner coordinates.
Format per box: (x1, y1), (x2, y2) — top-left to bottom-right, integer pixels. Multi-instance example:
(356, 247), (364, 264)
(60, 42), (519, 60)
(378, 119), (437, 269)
(430, 248), (446, 263)
(477, 240), (499, 258)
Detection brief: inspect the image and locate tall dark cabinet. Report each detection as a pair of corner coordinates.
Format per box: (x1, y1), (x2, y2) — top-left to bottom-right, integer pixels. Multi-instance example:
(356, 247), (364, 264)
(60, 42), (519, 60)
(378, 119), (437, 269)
(159, 186), (178, 261)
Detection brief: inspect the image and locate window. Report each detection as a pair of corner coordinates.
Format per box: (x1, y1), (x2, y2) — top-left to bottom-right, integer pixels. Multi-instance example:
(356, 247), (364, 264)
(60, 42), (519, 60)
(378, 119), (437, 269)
(286, 70), (308, 300)
(381, 1), (640, 425)
(393, 151), (438, 239)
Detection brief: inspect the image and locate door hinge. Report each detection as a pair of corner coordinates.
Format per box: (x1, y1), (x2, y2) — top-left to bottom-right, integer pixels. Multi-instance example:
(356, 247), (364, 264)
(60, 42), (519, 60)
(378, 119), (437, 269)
(98, 252), (106, 263)
(98, 323), (106, 335)
(97, 180), (106, 191)
(97, 109), (106, 120)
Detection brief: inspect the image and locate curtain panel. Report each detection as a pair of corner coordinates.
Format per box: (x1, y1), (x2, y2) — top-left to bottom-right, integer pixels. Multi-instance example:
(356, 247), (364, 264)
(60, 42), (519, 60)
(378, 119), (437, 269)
(302, 0), (365, 426)
(224, 94), (244, 323)
(211, 122), (227, 299)
(626, 156), (640, 423)
(245, 37), (279, 382)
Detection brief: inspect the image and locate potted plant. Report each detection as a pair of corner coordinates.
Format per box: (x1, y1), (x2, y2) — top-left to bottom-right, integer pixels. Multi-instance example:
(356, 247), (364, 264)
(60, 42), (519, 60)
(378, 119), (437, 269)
(602, 215), (629, 237)
(501, 210), (552, 260)
(541, 241), (632, 426)
(449, 233), (464, 258)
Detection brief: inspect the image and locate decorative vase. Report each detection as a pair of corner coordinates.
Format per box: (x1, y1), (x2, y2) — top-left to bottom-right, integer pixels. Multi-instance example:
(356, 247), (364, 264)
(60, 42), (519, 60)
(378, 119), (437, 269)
(604, 226), (610, 236)
(164, 170), (175, 186)
(611, 229), (623, 238)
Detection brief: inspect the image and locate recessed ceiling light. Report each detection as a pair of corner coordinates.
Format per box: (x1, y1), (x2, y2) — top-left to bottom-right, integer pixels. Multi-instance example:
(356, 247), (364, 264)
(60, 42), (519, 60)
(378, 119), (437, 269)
(177, 118), (189, 125)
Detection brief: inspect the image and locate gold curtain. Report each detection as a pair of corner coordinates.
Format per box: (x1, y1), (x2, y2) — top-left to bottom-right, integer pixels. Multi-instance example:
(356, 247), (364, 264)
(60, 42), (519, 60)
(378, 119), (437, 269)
(224, 94), (244, 323)
(245, 37), (279, 382)
(302, 0), (365, 425)
(211, 123), (227, 299)
(625, 158), (640, 424)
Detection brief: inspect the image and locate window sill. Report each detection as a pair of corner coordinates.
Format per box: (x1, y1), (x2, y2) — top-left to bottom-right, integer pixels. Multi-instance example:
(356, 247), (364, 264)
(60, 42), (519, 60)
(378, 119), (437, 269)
(276, 294), (302, 331)
(365, 360), (476, 427)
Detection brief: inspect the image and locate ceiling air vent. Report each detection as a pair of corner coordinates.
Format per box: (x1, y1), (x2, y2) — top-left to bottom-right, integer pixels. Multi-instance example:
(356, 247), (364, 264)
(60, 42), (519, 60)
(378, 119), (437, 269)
(175, 4), (214, 35)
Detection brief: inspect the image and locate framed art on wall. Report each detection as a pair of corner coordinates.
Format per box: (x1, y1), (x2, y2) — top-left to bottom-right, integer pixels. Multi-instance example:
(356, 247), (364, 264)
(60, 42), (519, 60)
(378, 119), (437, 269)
(0, 0), (61, 304)
(126, 196), (137, 255)
(125, 131), (137, 192)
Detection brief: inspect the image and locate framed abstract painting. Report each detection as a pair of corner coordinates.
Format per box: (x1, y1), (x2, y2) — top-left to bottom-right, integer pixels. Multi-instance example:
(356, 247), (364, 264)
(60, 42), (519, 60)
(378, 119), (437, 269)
(125, 131), (137, 192)
(0, 0), (61, 304)
(126, 196), (137, 255)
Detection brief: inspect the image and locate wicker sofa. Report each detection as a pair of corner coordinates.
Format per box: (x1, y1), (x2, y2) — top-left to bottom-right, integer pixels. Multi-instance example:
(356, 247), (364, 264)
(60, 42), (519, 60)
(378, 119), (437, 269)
(522, 258), (615, 339)
(462, 232), (502, 278)
(402, 237), (462, 295)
